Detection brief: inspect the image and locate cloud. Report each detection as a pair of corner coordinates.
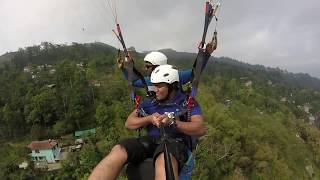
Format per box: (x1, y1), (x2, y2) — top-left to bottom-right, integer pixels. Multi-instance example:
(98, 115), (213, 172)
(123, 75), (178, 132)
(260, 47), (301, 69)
(0, 0), (319, 78)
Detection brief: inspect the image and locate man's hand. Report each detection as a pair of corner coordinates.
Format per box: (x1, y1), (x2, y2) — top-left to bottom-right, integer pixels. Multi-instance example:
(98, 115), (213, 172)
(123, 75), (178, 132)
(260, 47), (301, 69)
(160, 114), (171, 126)
(125, 52), (134, 63)
(150, 113), (177, 128)
(205, 41), (217, 55)
(129, 52), (134, 63)
(116, 57), (124, 69)
(117, 52), (134, 69)
(150, 112), (162, 127)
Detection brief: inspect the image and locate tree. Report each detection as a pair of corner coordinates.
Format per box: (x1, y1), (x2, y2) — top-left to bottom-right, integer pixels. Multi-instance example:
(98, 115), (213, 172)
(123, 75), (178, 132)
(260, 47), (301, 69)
(25, 88), (57, 128)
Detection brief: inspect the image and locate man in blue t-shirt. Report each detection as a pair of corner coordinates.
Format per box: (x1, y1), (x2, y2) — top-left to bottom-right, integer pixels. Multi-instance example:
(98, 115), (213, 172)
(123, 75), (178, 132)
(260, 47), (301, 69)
(117, 42), (216, 93)
(89, 65), (205, 180)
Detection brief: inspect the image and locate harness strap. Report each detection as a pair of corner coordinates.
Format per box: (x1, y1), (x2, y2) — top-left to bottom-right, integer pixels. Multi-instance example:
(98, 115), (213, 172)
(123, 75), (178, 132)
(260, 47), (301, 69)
(187, 96), (193, 121)
(138, 95), (198, 150)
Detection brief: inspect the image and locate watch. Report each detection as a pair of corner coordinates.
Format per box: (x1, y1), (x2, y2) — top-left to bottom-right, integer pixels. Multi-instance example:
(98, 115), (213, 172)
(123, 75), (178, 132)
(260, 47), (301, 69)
(165, 112), (177, 128)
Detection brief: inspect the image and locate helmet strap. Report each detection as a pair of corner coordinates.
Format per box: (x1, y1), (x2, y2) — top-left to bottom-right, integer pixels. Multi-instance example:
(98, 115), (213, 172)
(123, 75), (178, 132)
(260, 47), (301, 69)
(164, 83), (178, 101)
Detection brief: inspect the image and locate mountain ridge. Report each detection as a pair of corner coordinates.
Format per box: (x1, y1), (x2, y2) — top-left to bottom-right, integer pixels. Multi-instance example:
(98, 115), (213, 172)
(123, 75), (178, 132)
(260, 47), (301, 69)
(1, 42), (319, 91)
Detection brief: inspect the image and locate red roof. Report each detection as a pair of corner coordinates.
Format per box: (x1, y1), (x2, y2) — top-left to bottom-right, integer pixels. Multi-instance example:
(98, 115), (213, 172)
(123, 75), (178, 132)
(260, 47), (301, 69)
(27, 140), (58, 150)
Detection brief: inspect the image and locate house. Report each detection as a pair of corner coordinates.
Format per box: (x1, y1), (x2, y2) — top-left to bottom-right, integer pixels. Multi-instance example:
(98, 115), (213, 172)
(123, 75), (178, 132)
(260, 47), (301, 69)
(49, 69), (56, 74)
(224, 99), (232, 107)
(76, 62), (85, 68)
(280, 97), (287, 102)
(27, 139), (61, 163)
(304, 103), (311, 113)
(309, 115), (316, 125)
(245, 80), (252, 87)
(90, 80), (101, 87)
(70, 138), (84, 151)
(37, 65), (45, 70)
(46, 84), (56, 88)
(18, 162), (29, 169)
(74, 128), (96, 139)
(23, 66), (32, 73)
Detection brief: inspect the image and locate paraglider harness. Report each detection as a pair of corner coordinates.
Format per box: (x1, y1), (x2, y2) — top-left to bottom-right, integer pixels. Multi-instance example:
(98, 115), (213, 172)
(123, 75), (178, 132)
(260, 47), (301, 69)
(138, 96), (197, 149)
(135, 92), (197, 180)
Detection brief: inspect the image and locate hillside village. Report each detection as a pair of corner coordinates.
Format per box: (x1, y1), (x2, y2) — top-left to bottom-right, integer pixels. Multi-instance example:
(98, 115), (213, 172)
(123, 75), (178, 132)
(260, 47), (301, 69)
(21, 128), (96, 171)
(15, 60), (320, 172)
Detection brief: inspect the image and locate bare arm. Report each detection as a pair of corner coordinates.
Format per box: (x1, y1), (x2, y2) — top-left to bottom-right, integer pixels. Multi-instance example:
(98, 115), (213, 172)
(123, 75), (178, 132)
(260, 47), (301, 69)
(175, 115), (205, 136)
(160, 114), (205, 136)
(125, 109), (156, 130)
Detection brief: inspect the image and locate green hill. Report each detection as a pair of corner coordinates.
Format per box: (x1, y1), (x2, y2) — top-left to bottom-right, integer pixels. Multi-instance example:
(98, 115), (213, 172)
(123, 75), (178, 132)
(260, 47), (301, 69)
(0, 42), (319, 179)
(0, 52), (16, 64)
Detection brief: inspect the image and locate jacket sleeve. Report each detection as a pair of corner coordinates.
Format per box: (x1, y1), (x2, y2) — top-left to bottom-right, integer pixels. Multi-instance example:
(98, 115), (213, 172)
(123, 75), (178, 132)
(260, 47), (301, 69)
(132, 79), (144, 87)
(121, 68), (145, 88)
(179, 70), (192, 85)
(121, 68), (129, 80)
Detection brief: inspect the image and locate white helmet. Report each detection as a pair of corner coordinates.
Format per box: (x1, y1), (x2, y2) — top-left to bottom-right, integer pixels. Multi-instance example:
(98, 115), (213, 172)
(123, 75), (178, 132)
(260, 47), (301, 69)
(151, 65), (179, 84)
(144, 51), (168, 66)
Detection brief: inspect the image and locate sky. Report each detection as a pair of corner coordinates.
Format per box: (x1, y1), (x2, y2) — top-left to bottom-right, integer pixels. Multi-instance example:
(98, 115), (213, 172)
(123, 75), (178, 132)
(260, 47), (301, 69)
(0, 0), (319, 78)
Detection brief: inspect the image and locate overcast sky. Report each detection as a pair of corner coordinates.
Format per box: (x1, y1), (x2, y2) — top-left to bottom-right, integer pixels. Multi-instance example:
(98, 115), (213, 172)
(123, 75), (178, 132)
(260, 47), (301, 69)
(1, 0), (319, 78)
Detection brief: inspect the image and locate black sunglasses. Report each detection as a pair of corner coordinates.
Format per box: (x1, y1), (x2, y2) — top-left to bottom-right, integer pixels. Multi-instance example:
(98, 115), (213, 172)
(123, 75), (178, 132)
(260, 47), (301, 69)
(144, 64), (154, 69)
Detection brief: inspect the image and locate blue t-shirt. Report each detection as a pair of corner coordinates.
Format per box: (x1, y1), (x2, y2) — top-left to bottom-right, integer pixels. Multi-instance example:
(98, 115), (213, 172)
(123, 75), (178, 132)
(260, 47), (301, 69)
(139, 91), (202, 139)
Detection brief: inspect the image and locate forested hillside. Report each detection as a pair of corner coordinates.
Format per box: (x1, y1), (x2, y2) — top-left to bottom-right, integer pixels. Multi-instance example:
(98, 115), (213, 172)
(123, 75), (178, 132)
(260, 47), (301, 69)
(0, 42), (320, 179)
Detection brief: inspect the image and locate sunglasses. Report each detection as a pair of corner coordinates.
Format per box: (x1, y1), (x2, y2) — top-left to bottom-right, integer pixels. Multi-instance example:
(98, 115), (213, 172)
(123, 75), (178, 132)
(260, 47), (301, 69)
(144, 64), (154, 69)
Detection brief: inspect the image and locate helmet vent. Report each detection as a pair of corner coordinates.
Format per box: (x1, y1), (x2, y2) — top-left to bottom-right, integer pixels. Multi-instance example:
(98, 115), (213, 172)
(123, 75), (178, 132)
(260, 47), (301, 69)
(163, 73), (169, 77)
